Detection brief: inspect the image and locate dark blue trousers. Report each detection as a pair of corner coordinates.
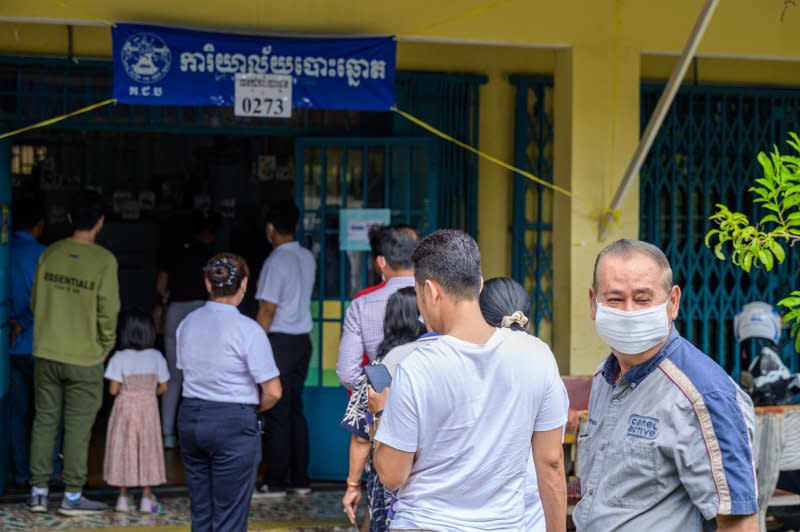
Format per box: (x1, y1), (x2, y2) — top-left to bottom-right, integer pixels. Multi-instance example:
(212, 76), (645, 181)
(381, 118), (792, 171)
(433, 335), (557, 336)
(178, 398), (261, 532)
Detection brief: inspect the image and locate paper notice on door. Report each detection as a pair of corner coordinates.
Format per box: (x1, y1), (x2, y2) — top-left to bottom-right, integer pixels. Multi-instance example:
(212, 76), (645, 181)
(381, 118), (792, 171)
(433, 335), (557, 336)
(339, 209), (391, 251)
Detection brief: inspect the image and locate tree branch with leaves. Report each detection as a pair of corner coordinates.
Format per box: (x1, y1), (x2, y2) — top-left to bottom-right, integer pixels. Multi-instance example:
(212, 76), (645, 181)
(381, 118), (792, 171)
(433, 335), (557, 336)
(705, 132), (800, 350)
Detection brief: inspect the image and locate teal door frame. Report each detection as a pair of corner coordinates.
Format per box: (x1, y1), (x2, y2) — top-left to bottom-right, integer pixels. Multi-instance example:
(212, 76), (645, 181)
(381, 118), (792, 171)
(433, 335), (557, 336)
(295, 136), (438, 480)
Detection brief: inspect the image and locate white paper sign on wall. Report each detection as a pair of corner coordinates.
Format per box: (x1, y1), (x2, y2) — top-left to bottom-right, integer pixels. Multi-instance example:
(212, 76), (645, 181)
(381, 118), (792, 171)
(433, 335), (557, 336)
(234, 74), (292, 118)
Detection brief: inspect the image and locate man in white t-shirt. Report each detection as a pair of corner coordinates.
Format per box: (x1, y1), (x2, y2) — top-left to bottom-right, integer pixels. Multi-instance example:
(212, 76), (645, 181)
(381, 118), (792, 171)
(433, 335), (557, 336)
(371, 229), (567, 531)
(253, 200), (317, 498)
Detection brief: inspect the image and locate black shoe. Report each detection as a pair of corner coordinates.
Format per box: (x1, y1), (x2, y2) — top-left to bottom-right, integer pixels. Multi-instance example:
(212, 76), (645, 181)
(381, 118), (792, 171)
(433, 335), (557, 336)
(58, 495), (108, 516)
(252, 484), (287, 499)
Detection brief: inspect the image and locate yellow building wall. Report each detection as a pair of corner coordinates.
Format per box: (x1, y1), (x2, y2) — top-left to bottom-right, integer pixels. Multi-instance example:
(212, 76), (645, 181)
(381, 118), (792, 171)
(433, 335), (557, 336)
(3, 0), (800, 61)
(550, 44), (642, 375)
(642, 55), (800, 86)
(3, 0), (800, 375)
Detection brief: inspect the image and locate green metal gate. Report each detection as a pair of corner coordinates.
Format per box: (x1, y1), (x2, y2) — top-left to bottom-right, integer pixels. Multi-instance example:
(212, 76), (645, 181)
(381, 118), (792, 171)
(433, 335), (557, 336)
(295, 136), (438, 479)
(511, 76), (554, 343)
(394, 72), (485, 237)
(640, 83), (800, 377)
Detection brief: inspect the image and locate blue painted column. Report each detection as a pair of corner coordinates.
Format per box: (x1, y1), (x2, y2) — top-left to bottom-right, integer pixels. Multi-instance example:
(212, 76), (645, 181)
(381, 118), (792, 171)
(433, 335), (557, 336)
(0, 139), (11, 495)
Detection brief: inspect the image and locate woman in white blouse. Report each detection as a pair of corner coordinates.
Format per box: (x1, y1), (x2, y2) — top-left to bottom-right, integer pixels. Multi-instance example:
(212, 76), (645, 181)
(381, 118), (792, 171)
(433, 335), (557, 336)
(176, 253), (282, 532)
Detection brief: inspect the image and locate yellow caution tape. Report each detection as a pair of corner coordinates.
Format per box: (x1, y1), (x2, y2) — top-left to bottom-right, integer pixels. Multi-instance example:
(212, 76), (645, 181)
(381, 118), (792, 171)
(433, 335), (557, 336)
(392, 106), (572, 198)
(0, 98), (117, 140)
(0, 100), (616, 222)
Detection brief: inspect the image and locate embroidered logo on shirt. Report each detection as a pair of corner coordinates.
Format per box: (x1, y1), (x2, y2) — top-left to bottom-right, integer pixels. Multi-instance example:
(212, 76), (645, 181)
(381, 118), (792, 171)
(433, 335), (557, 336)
(627, 414), (659, 440)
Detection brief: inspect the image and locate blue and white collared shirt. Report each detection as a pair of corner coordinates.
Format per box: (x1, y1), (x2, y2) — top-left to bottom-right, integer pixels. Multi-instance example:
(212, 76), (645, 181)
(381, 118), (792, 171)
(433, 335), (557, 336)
(574, 326), (757, 532)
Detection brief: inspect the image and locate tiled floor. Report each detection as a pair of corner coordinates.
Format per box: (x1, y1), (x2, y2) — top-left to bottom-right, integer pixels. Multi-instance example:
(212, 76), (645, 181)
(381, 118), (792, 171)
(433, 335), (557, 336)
(0, 490), (355, 531)
(4, 402), (357, 530)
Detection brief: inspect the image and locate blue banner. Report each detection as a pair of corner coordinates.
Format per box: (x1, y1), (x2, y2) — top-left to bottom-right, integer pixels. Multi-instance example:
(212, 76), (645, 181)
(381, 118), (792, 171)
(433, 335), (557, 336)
(112, 23), (396, 111)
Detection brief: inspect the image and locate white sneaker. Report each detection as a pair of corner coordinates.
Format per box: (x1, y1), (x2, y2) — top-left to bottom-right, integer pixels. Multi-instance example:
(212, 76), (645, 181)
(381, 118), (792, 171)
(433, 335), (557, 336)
(140, 495), (162, 514)
(115, 495), (132, 513)
(252, 484), (287, 499)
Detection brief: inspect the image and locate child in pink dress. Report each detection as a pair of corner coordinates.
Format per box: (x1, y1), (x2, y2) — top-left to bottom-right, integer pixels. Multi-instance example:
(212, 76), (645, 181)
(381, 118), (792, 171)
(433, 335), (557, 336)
(103, 312), (170, 513)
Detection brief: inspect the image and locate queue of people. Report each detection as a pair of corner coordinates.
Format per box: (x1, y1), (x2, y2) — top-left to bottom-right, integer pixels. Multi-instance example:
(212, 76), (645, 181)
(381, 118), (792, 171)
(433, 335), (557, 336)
(6, 188), (761, 531)
(7, 191), (309, 529)
(338, 229), (760, 532)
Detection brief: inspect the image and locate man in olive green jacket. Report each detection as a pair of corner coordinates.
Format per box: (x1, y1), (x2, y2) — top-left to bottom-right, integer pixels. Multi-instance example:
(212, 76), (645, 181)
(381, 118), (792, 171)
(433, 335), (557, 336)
(28, 190), (120, 516)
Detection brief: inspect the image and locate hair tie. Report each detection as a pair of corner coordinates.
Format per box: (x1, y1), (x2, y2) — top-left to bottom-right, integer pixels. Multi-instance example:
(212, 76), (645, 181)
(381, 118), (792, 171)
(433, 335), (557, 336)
(501, 311), (529, 329)
(203, 257), (240, 288)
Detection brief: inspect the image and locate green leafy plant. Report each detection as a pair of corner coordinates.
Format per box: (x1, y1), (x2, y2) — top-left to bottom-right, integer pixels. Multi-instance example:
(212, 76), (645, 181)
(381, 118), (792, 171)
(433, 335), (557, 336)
(705, 132), (800, 350)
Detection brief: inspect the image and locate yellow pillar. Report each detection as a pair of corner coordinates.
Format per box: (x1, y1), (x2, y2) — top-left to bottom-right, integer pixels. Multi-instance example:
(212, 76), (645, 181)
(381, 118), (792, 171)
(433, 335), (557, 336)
(552, 44), (641, 375)
(477, 69), (515, 279)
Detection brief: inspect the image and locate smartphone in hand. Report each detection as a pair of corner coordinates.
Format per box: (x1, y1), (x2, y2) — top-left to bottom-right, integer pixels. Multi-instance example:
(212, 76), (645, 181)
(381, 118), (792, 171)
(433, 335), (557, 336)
(364, 364), (392, 393)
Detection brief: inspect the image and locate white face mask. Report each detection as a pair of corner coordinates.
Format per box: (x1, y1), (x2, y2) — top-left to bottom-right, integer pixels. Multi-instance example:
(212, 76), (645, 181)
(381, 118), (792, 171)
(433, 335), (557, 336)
(594, 298), (671, 356)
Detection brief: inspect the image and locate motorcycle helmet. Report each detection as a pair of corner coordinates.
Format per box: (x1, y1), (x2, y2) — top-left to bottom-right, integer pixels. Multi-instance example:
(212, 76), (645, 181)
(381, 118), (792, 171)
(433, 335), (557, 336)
(734, 301), (782, 345)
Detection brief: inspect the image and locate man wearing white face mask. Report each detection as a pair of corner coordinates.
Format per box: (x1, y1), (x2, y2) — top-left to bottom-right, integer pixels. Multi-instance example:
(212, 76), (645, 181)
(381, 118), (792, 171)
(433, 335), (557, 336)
(573, 239), (758, 532)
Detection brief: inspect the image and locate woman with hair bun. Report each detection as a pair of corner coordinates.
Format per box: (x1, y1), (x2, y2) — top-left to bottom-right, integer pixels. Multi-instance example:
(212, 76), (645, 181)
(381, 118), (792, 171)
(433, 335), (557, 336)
(479, 277), (569, 532)
(176, 253), (283, 532)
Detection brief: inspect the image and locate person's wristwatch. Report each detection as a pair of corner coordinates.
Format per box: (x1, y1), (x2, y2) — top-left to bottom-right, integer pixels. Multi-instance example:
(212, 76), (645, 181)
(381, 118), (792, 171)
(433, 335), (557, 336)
(374, 410), (384, 418)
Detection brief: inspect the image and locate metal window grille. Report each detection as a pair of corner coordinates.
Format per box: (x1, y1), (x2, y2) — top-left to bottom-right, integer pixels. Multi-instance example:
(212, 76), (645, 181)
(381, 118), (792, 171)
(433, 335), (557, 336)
(640, 83), (800, 377)
(510, 76), (554, 343)
(394, 72), (485, 236)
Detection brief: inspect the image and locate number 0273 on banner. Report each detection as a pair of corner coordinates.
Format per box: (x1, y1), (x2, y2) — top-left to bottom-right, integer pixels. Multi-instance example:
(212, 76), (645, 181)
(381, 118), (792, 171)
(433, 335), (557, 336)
(234, 74), (293, 118)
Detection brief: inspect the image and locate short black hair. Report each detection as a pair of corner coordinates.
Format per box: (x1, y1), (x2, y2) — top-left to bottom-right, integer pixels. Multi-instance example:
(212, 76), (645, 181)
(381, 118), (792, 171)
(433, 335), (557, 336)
(368, 225), (385, 258)
(265, 200), (300, 235)
(479, 277), (531, 333)
(379, 225), (419, 271)
(412, 229), (482, 301)
(13, 197), (45, 231)
(191, 208), (222, 235)
(118, 311), (156, 351)
(69, 189), (105, 230)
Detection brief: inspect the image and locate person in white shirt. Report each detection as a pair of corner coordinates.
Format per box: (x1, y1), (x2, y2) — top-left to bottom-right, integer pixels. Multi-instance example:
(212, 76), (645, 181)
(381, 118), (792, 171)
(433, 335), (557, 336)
(177, 253), (282, 532)
(253, 200), (317, 498)
(479, 277), (570, 532)
(370, 229), (568, 532)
